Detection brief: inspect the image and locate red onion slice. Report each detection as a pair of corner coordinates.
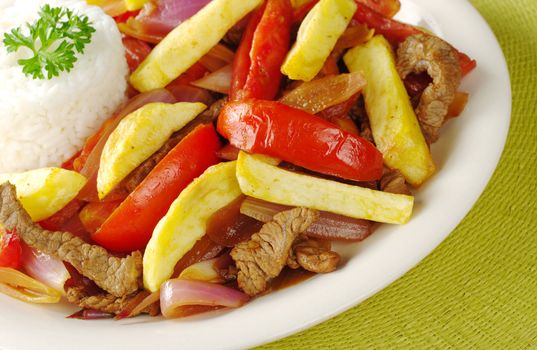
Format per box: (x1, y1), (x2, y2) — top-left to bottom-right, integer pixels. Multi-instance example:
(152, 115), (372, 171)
(21, 244), (70, 293)
(160, 279), (249, 319)
(191, 64), (232, 94)
(67, 309), (114, 320)
(240, 197), (373, 242)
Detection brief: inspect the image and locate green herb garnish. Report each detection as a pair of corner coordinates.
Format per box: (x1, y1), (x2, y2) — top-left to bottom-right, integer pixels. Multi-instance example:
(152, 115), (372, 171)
(2, 4), (96, 80)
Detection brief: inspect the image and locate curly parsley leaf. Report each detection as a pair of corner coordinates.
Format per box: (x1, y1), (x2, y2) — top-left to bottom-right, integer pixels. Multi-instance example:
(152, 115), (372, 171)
(2, 5), (96, 80)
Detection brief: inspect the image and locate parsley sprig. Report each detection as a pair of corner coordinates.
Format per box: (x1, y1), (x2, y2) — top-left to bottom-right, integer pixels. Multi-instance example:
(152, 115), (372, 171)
(2, 5), (96, 80)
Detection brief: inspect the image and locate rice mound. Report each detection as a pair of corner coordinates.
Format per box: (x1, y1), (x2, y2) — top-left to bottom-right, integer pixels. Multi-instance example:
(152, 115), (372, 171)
(0, 0), (128, 173)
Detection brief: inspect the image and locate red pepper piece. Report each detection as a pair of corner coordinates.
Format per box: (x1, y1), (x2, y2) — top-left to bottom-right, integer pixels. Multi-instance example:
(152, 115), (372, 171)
(217, 99), (384, 182)
(123, 36), (152, 73)
(39, 199), (85, 232)
(92, 124), (221, 253)
(0, 226), (22, 269)
(230, 0), (293, 101)
(79, 200), (123, 234)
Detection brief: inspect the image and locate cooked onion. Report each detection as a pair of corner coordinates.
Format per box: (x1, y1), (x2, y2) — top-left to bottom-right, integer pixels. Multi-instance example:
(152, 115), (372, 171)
(116, 290), (160, 320)
(160, 279), (249, 319)
(68, 309), (114, 320)
(279, 73), (366, 114)
(179, 254), (233, 284)
(191, 64), (232, 94)
(240, 197), (373, 241)
(0, 267), (61, 304)
(166, 84), (215, 106)
(21, 245), (70, 293)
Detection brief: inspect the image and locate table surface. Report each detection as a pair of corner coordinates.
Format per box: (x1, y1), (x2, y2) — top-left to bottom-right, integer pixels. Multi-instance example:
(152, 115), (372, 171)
(259, 0), (537, 348)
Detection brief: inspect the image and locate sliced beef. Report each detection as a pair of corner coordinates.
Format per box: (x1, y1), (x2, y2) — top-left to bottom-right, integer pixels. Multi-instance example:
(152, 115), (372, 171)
(0, 183), (142, 297)
(66, 287), (159, 316)
(396, 34), (462, 144)
(380, 168), (411, 195)
(287, 237), (340, 273)
(230, 208), (319, 296)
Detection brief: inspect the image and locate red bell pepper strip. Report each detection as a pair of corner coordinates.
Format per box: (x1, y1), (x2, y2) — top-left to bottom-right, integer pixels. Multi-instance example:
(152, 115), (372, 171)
(355, 0), (400, 18)
(353, 4), (476, 76)
(39, 199), (85, 231)
(123, 36), (152, 73)
(91, 123), (221, 253)
(217, 100), (384, 182)
(79, 200), (123, 234)
(0, 226), (22, 269)
(230, 0), (293, 101)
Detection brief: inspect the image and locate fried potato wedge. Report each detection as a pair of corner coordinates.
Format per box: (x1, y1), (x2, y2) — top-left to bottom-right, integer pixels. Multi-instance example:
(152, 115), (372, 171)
(281, 0), (356, 81)
(236, 152), (413, 224)
(0, 168), (87, 222)
(344, 35), (435, 186)
(130, 0), (262, 91)
(143, 161), (242, 292)
(98, 102), (206, 199)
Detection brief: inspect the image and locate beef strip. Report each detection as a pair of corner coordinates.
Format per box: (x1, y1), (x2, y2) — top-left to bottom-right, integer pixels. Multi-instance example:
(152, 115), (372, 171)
(380, 168), (411, 195)
(231, 208), (319, 296)
(0, 183), (142, 297)
(66, 287), (159, 316)
(287, 237), (340, 273)
(350, 97), (375, 144)
(396, 34), (462, 144)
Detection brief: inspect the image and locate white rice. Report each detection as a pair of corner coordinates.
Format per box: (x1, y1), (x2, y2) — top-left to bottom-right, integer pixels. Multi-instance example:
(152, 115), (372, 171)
(0, 0), (128, 173)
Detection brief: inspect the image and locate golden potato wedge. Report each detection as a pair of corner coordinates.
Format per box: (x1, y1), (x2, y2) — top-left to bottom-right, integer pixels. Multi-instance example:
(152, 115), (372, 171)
(281, 0), (356, 81)
(236, 152), (414, 224)
(124, 0), (147, 11)
(130, 0), (262, 92)
(0, 168), (87, 222)
(344, 35), (435, 186)
(143, 161), (242, 292)
(97, 102), (206, 199)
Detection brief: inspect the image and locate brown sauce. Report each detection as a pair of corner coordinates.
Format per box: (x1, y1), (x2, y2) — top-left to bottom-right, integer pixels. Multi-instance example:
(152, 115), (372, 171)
(206, 195), (263, 247)
(268, 268), (315, 292)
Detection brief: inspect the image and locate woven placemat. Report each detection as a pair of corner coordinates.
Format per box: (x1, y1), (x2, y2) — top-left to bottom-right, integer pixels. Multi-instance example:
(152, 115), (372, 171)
(259, 0), (537, 348)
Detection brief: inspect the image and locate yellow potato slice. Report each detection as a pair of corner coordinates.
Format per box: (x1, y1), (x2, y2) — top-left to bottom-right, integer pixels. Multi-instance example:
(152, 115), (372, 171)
(130, 0), (262, 92)
(281, 0), (356, 81)
(143, 161), (242, 292)
(236, 152), (414, 224)
(0, 168), (87, 222)
(124, 0), (147, 11)
(97, 102), (206, 199)
(344, 35), (435, 186)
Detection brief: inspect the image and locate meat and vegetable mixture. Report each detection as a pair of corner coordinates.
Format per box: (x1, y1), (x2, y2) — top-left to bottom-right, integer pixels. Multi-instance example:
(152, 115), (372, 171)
(0, 0), (475, 319)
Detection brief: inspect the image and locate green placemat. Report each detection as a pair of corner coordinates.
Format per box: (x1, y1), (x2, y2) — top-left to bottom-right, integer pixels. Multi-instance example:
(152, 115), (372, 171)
(259, 1), (537, 348)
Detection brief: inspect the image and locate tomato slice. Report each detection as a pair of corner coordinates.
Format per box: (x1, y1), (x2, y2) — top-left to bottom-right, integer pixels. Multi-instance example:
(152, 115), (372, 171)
(123, 36), (152, 72)
(92, 124), (221, 252)
(0, 225), (22, 269)
(230, 0), (293, 101)
(218, 99), (384, 182)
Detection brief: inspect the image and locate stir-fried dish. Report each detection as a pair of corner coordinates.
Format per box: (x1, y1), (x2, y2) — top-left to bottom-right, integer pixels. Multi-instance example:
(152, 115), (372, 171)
(0, 0), (475, 319)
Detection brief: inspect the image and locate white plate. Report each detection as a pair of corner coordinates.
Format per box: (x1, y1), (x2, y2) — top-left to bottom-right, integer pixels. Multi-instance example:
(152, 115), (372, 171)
(0, 0), (511, 349)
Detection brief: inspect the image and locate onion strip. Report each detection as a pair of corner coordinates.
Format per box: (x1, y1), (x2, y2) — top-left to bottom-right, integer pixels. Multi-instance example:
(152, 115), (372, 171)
(0, 267), (61, 304)
(240, 197), (373, 242)
(21, 245), (70, 294)
(160, 279), (248, 319)
(191, 64), (232, 94)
